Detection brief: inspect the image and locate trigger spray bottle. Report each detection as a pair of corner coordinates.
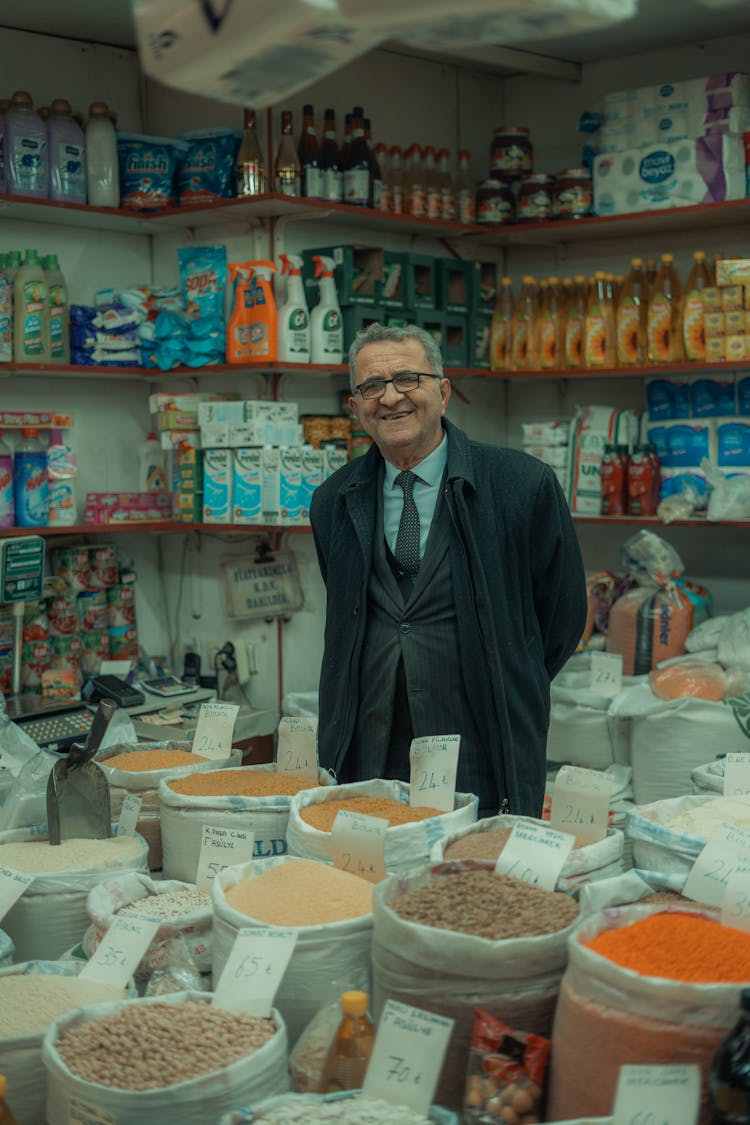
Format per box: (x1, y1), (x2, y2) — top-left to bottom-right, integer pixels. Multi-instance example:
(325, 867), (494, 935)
(278, 253), (310, 363)
(310, 255), (344, 365)
(227, 260), (278, 362)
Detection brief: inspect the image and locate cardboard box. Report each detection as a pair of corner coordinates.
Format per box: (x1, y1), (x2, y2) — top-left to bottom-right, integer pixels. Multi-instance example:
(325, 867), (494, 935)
(261, 446), (281, 525)
(279, 445), (303, 524)
(436, 259), (472, 313)
(302, 245), (382, 307)
(468, 316), (491, 368)
(406, 254), (437, 310)
(232, 447), (262, 524)
(202, 450), (232, 523)
(471, 261), (499, 317)
(444, 313), (468, 368)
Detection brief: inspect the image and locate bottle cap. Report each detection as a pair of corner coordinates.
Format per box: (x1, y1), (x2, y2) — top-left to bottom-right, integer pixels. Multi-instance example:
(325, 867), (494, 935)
(631, 258), (643, 266)
(302, 103), (314, 116)
(389, 144), (402, 156)
(458, 148), (470, 160)
(694, 250), (706, 260)
(662, 253), (674, 262)
(352, 105), (364, 118)
(51, 98), (73, 114)
(324, 108), (335, 119)
(88, 101), (111, 116)
(21, 427), (39, 437)
(341, 990), (368, 1015)
(11, 90), (33, 108)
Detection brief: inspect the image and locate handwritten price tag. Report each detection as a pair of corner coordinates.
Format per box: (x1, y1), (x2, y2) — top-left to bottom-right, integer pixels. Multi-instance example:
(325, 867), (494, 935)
(612, 1064), (700, 1125)
(80, 913), (160, 988)
(192, 702), (239, 760)
(590, 651), (623, 697)
(409, 735), (460, 812)
(362, 999), (454, 1115)
(723, 753), (750, 797)
(116, 794), (142, 838)
(68, 1097), (117, 1125)
(276, 716), (319, 780)
(0, 865), (33, 921)
(684, 821), (750, 908)
(549, 765), (613, 844)
(213, 927), (297, 1016)
(495, 821), (576, 891)
(196, 825), (254, 890)
(329, 810), (388, 883)
(721, 861), (750, 932)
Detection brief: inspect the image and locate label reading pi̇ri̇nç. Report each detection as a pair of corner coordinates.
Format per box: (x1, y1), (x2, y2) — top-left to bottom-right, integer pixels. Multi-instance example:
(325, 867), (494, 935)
(276, 716), (319, 780)
(549, 764), (613, 843)
(192, 701), (239, 759)
(409, 734), (460, 812)
(213, 927), (297, 1016)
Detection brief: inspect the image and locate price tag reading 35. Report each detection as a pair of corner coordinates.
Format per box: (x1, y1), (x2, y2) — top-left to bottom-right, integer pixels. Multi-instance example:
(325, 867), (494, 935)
(192, 701), (239, 760)
(80, 913), (160, 989)
(722, 861), (750, 933)
(549, 765), (613, 844)
(590, 651), (623, 697)
(612, 1064), (700, 1125)
(362, 999), (454, 1115)
(409, 735), (460, 812)
(213, 927), (297, 1016)
(684, 821), (750, 909)
(0, 865), (33, 921)
(723, 754), (750, 797)
(276, 716), (319, 780)
(116, 794), (142, 838)
(196, 825), (254, 891)
(495, 821), (576, 891)
(329, 809), (388, 883)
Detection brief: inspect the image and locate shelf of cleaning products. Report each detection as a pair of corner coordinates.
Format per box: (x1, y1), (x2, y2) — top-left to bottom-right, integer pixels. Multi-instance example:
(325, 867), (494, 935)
(2, 522), (314, 538)
(1, 362), (492, 380)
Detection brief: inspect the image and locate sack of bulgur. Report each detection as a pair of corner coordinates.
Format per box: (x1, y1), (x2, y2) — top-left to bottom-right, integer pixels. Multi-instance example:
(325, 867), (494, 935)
(626, 793), (750, 876)
(160, 765), (335, 883)
(212, 856), (373, 1049)
(221, 1091), (459, 1123)
(286, 780), (477, 876)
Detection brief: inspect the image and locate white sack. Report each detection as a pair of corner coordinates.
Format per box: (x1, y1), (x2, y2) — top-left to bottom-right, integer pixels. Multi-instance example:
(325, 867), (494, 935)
(546, 669), (642, 769)
(691, 759), (724, 794)
(625, 793), (748, 875)
(578, 868), (688, 914)
(224, 1092), (458, 1123)
(718, 608), (750, 670)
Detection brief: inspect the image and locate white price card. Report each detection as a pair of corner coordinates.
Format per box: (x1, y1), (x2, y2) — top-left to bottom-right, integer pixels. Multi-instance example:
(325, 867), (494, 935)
(329, 809), (388, 883)
(68, 1097), (117, 1125)
(276, 716), (319, 780)
(192, 701), (239, 760)
(79, 913), (160, 989)
(409, 734), (460, 812)
(196, 824), (255, 890)
(0, 865), (33, 921)
(549, 764), (613, 844)
(721, 861), (750, 932)
(116, 794), (142, 837)
(494, 821), (576, 891)
(590, 651), (623, 697)
(362, 999), (454, 1116)
(684, 821), (750, 908)
(723, 753), (750, 797)
(213, 927), (297, 1016)
(612, 1064), (700, 1125)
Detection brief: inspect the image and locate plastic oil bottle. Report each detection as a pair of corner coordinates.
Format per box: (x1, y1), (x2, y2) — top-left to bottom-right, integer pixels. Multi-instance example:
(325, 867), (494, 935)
(648, 252), (683, 364)
(707, 987), (750, 1123)
(43, 254), (69, 364)
(278, 253), (311, 363)
(585, 271), (616, 368)
(616, 257), (649, 366)
(0, 1075), (18, 1124)
(682, 250), (713, 362)
(319, 991), (376, 1094)
(565, 276), (586, 369)
(490, 276), (513, 370)
(310, 255), (344, 365)
(539, 277), (566, 370)
(13, 249), (50, 363)
(511, 275), (538, 371)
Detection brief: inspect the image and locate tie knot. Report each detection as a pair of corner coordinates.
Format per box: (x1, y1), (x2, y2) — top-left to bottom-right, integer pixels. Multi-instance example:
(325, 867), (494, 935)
(395, 470), (416, 498)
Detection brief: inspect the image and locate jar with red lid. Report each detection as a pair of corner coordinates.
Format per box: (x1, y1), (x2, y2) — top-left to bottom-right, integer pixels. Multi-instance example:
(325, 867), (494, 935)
(475, 178), (515, 225)
(490, 126), (533, 181)
(553, 167), (593, 219)
(518, 173), (554, 222)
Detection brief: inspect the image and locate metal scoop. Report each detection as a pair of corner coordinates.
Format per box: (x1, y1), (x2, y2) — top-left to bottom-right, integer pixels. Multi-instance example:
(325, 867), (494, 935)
(46, 699), (116, 844)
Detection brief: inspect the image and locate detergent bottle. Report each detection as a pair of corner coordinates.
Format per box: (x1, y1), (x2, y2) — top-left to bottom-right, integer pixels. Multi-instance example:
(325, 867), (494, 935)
(310, 255), (344, 365)
(227, 260), (277, 362)
(278, 253), (311, 363)
(13, 249), (50, 363)
(5, 91), (47, 199)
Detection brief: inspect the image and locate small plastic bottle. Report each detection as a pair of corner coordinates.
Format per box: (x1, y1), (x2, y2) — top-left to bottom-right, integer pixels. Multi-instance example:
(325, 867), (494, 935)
(456, 148), (476, 224)
(319, 991), (375, 1094)
(43, 254), (69, 364)
(0, 1075), (18, 1125)
(422, 145), (441, 220)
(708, 987), (750, 1123)
(437, 147), (456, 221)
(138, 432), (168, 492)
(85, 102), (120, 207)
(388, 145), (404, 215)
(490, 277), (514, 370)
(13, 427), (48, 527)
(0, 431), (13, 528)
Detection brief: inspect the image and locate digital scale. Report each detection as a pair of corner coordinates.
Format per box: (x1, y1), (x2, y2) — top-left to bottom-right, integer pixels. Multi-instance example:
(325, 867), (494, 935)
(5, 695), (94, 753)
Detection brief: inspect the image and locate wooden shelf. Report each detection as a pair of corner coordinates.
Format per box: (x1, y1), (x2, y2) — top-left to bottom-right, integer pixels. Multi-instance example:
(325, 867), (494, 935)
(2, 522), (311, 538)
(491, 357), (750, 380)
(573, 515), (750, 527)
(1, 361), (491, 381)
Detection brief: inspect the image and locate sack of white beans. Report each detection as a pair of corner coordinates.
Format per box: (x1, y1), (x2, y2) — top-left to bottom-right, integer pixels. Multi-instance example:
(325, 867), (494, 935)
(626, 793), (750, 876)
(212, 856), (373, 1048)
(82, 872), (213, 981)
(221, 1091), (459, 1123)
(42, 991), (289, 1125)
(286, 779), (478, 875)
(160, 765), (336, 883)
(0, 828), (149, 961)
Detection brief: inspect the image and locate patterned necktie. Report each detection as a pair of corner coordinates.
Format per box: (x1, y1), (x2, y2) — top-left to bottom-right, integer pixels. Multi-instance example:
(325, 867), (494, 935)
(394, 470), (420, 580)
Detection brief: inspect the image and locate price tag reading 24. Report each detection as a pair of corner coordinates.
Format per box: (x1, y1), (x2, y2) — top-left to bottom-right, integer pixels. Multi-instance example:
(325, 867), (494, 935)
(495, 821), (576, 891)
(329, 809), (388, 883)
(612, 1064), (700, 1125)
(213, 927), (297, 1016)
(0, 865), (33, 921)
(549, 765), (613, 844)
(362, 999), (454, 1116)
(276, 716), (319, 780)
(192, 702), (239, 760)
(684, 821), (750, 909)
(80, 914), (160, 989)
(409, 735), (460, 812)
(723, 753), (750, 797)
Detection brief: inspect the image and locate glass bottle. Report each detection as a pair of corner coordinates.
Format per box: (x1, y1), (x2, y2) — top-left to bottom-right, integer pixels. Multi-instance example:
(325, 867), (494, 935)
(404, 144), (425, 218)
(319, 108), (343, 203)
(490, 276), (514, 370)
(682, 250), (713, 362)
(388, 145), (404, 215)
(374, 143), (390, 211)
(274, 110), (301, 197)
(298, 103), (323, 200)
(438, 147), (456, 221)
(341, 113), (353, 169)
(616, 257), (648, 367)
(236, 107), (265, 197)
(565, 275), (586, 369)
(319, 991), (376, 1094)
(647, 252), (683, 364)
(0, 1076), (18, 1125)
(423, 145), (441, 220)
(457, 148), (476, 224)
(511, 275), (537, 371)
(585, 271), (616, 368)
(645, 257), (658, 293)
(343, 106), (370, 206)
(364, 120), (383, 209)
(707, 987), (750, 1124)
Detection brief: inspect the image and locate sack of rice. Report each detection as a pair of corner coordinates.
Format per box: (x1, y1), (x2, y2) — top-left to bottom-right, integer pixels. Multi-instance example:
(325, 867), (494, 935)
(160, 766), (335, 882)
(546, 666), (641, 770)
(221, 1091), (459, 1123)
(626, 793), (750, 876)
(286, 780), (477, 876)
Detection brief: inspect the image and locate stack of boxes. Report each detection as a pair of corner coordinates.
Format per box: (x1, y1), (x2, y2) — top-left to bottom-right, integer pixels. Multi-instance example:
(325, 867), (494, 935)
(704, 259), (750, 363)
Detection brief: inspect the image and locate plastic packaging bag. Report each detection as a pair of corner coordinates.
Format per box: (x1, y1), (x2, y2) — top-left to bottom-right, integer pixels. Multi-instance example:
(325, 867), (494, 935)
(144, 933), (207, 997)
(462, 1007), (550, 1123)
(649, 659), (750, 702)
(702, 458), (750, 521)
(289, 971), (370, 1093)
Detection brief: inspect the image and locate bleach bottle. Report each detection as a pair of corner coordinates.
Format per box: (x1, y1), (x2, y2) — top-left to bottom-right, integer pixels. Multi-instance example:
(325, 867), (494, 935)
(310, 255), (344, 364)
(47, 98), (86, 203)
(278, 253), (310, 363)
(228, 260), (277, 362)
(0, 431), (13, 527)
(14, 427), (48, 527)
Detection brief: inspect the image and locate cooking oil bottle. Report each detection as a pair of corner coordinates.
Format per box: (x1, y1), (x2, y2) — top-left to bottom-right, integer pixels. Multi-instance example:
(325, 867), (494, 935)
(585, 271), (616, 368)
(648, 252), (683, 364)
(319, 991), (375, 1094)
(616, 257), (648, 366)
(510, 276), (537, 371)
(490, 276), (513, 370)
(539, 277), (565, 370)
(565, 275), (586, 369)
(681, 250), (712, 361)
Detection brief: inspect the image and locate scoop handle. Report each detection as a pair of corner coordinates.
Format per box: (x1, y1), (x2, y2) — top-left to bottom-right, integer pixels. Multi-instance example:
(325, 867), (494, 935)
(69, 698), (118, 768)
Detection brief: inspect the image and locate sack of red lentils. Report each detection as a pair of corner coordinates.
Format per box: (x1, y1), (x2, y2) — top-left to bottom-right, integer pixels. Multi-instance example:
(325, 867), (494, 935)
(42, 991), (290, 1125)
(222, 1091), (459, 1122)
(626, 793), (750, 876)
(286, 779), (478, 875)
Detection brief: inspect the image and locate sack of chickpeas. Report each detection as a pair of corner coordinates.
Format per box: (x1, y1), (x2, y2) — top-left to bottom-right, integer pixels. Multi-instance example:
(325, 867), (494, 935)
(42, 991), (290, 1125)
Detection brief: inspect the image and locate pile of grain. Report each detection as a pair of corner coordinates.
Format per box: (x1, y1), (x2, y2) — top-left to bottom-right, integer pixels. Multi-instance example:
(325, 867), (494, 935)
(666, 795), (750, 837)
(250, 1096), (433, 1123)
(225, 860), (372, 925)
(117, 887), (210, 921)
(0, 976), (124, 1037)
(0, 836), (141, 873)
(444, 827), (587, 862)
(168, 770), (319, 798)
(107, 748), (207, 772)
(300, 796), (441, 832)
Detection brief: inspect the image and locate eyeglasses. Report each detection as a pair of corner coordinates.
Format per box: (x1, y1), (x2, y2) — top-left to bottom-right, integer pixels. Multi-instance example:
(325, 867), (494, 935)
(353, 370), (442, 400)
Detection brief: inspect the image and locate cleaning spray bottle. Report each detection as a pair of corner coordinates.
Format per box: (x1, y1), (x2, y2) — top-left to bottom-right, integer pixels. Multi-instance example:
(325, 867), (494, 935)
(310, 255), (344, 365)
(227, 260), (278, 363)
(277, 253), (310, 363)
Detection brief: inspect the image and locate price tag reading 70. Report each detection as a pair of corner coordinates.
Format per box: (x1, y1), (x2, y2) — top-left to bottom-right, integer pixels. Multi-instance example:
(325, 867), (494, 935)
(213, 928), (297, 1016)
(409, 735), (460, 812)
(362, 1000), (454, 1116)
(611, 1064), (700, 1125)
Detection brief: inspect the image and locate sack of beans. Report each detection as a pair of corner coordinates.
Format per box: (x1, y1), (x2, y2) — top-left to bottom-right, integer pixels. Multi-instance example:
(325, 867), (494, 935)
(0, 828), (149, 961)
(372, 860), (579, 1111)
(429, 814), (625, 892)
(626, 793), (750, 876)
(691, 759), (724, 794)
(222, 1091), (459, 1123)
(578, 868), (692, 915)
(159, 765), (335, 883)
(82, 872), (213, 983)
(286, 780), (477, 875)
(546, 668), (640, 770)
(547, 904), (750, 1121)
(212, 856), (373, 1048)
(0, 959), (135, 1125)
(42, 991), (289, 1125)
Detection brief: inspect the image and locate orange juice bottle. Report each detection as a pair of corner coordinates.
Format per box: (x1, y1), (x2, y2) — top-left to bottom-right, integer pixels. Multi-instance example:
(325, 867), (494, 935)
(539, 276), (564, 370)
(585, 271), (616, 368)
(510, 275), (537, 371)
(616, 257), (648, 366)
(682, 250), (712, 361)
(565, 275), (586, 369)
(648, 252), (683, 364)
(319, 991), (375, 1093)
(489, 276), (513, 370)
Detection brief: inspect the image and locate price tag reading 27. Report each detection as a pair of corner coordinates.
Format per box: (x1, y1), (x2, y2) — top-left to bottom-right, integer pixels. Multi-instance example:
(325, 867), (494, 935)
(213, 927), (297, 1016)
(612, 1064), (700, 1125)
(329, 809), (388, 883)
(192, 702), (239, 760)
(549, 765), (613, 844)
(409, 735), (460, 812)
(362, 1000), (454, 1116)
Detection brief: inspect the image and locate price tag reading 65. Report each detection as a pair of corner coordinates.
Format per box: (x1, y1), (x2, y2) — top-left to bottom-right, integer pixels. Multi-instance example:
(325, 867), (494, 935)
(213, 928), (297, 1016)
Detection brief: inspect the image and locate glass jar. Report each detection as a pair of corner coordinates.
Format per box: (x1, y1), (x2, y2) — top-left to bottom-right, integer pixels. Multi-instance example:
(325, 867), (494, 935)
(490, 126), (533, 181)
(553, 167), (593, 219)
(475, 178), (515, 225)
(517, 173), (554, 222)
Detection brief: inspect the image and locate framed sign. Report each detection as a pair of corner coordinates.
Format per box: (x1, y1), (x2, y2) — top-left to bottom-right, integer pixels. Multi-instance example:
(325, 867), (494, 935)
(221, 551), (304, 620)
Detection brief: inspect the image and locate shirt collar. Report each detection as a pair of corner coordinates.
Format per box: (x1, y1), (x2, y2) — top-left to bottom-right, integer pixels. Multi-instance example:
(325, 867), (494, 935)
(384, 432), (448, 489)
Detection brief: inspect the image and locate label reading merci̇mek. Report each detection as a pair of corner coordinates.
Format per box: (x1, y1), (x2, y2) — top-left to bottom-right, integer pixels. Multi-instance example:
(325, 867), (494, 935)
(213, 927), (297, 1016)
(116, 794), (142, 837)
(192, 701), (239, 760)
(79, 913), (160, 989)
(276, 716), (319, 780)
(196, 825), (254, 891)
(0, 865), (33, 921)
(495, 821), (576, 891)
(612, 1064), (700, 1125)
(549, 764), (613, 844)
(409, 734), (460, 812)
(724, 753), (750, 797)
(329, 809), (388, 883)
(362, 999), (454, 1116)
(684, 820), (750, 908)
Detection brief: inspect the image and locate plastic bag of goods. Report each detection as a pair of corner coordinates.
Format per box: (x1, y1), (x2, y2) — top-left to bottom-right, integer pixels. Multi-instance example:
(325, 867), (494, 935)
(649, 659), (750, 702)
(0, 828), (149, 961)
(42, 991), (289, 1125)
(288, 969), (370, 1093)
(546, 663), (642, 770)
(546, 904), (750, 1122)
(219, 1091), (459, 1123)
(212, 856), (373, 1048)
(82, 872), (213, 985)
(159, 764), (335, 882)
(429, 813), (624, 892)
(626, 793), (750, 876)
(372, 859), (579, 1110)
(286, 779), (477, 876)
(99, 740), (242, 870)
(567, 405), (638, 515)
(0, 959), (136, 1125)
(462, 1007), (550, 1125)
(691, 758), (725, 795)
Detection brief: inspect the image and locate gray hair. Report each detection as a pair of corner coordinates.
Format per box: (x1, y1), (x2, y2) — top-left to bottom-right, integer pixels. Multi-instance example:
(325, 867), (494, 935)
(348, 323), (444, 392)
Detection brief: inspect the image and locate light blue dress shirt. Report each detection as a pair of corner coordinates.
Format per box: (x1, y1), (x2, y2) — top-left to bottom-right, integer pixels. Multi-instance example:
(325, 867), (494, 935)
(383, 434), (448, 559)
